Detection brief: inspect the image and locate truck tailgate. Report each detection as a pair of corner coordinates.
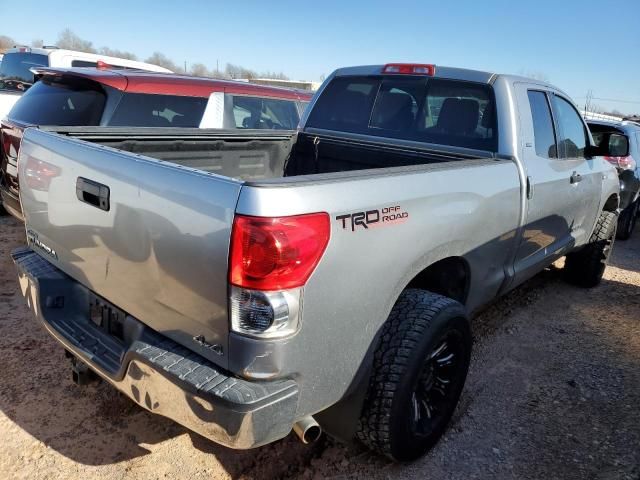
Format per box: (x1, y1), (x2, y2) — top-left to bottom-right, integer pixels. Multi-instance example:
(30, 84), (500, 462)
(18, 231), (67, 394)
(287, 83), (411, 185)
(18, 128), (243, 367)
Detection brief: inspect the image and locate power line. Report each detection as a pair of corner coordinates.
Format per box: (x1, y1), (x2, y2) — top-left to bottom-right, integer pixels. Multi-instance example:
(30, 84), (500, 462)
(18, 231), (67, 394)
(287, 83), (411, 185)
(574, 95), (640, 105)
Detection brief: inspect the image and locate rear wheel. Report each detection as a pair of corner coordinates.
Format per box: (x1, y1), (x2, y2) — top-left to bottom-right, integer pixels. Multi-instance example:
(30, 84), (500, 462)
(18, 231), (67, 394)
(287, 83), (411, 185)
(616, 200), (638, 240)
(564, 210), (617, 288)
(357, 289), (471, 461)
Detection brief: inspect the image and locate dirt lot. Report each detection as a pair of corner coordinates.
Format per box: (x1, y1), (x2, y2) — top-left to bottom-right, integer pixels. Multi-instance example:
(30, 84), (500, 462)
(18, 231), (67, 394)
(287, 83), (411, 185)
(1, 214), (639, 480)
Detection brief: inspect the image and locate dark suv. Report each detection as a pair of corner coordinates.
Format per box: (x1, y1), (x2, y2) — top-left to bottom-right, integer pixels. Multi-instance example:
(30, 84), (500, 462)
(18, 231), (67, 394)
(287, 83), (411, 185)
(0, 68), (312, 219)
(587, 119), (640, 239)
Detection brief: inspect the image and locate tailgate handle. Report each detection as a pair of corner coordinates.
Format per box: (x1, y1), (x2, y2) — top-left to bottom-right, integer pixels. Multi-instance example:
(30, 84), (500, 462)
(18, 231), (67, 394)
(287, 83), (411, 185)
(76, 177), (110, 211)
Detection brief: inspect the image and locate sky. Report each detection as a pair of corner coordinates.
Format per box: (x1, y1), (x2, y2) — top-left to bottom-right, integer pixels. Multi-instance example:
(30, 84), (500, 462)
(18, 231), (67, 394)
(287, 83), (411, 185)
(1, 0), (639, 114)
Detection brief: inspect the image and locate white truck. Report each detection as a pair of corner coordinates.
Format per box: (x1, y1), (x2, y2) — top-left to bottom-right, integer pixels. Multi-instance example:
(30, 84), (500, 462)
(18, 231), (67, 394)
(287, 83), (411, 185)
(0, 46), (172, 120)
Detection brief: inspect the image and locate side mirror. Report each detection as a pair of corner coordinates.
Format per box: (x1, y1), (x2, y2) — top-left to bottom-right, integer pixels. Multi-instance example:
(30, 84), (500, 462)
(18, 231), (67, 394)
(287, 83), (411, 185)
(607, 133), (629, 157)
(586, 132), (629, 157)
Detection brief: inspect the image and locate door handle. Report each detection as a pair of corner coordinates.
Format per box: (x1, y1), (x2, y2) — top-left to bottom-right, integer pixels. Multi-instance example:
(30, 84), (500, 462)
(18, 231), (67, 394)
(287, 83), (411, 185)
(570, 172), (582, 184)
(76, 177), (110, 211)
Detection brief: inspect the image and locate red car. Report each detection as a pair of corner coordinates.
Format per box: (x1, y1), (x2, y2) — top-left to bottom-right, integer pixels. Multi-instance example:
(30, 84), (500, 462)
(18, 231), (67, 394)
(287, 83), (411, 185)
(0, 67), (313, 219)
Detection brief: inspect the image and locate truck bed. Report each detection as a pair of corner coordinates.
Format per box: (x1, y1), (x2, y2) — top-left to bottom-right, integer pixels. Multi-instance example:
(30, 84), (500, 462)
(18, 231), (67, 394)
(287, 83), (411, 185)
(45, 126), (495, 181)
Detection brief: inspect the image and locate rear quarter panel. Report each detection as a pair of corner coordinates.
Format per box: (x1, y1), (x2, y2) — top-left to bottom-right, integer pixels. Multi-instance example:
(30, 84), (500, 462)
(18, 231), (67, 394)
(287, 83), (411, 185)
(235, 159), (521, 415)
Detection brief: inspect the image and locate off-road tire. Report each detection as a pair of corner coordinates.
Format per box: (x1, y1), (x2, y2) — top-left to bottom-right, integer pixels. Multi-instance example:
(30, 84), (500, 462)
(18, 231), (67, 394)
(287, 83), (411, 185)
(616, 200), (638, 240)
(356, 289), (471, 461)
(564, 210), (617, 287)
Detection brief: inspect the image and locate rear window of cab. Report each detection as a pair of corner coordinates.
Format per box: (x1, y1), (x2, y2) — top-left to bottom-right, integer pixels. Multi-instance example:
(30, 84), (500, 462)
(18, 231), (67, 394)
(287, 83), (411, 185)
(306, 76), (497, 151)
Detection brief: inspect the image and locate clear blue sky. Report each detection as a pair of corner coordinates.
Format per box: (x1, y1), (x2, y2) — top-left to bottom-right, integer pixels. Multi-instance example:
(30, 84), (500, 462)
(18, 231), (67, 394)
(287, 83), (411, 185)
(1, 0), (639, 114)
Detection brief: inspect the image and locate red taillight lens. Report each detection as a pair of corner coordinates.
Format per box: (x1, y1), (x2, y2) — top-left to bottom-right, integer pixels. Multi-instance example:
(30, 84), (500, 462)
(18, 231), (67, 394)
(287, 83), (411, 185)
(229, 213), (330, 290)
(382, 63), (436, 76)
(605, 155), (636, 170)
(23, 156), (61, 191)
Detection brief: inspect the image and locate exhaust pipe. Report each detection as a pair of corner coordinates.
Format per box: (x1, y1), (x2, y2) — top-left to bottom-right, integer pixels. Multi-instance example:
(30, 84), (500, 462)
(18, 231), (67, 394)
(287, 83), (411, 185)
(293, 416), (322, 444)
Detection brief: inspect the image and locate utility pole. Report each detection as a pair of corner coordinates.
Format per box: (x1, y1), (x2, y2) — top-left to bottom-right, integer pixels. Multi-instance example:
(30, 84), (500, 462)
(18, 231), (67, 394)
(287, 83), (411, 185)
(184, 60), (187, 74)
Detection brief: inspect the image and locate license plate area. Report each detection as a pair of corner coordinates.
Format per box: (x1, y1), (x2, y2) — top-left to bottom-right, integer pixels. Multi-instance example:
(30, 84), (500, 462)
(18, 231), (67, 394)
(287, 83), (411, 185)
(89, 293), (126, 344)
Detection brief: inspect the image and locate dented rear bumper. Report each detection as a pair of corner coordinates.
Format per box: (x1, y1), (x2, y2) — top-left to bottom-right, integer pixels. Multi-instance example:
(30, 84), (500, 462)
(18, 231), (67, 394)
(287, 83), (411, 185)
(12, 247), (299, 449)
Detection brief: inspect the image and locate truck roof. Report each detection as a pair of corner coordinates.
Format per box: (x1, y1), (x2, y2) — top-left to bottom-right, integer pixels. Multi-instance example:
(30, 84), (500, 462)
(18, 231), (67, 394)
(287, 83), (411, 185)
(32, 67), (314, 101)
(332, 64), (558, 90)
(586, 118), (640, 131)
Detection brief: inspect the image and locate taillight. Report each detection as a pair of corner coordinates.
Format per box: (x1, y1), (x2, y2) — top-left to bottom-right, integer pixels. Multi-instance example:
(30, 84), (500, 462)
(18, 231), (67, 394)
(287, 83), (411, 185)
(228, 212), (329, 338)
(23, 155), (60, 191)
(229, 213), (330, 291)
(382, 63), (436, 76)
(604, 155), (636, 171)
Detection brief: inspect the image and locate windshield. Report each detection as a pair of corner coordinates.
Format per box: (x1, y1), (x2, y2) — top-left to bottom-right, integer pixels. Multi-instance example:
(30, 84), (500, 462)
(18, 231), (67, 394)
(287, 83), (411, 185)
(8, 77), (106, 126)
(307, 75), (497, 151)
(0, 52), (49, 92)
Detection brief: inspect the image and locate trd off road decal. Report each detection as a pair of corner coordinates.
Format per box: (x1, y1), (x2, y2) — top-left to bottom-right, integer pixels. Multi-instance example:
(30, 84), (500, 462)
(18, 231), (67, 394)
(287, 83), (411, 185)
(336, 205), (409, 231)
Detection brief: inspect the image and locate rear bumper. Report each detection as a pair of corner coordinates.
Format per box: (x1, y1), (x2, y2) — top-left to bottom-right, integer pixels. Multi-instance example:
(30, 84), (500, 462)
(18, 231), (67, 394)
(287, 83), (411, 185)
(12, 247), (299, 449)
(0, 183), (23, 221)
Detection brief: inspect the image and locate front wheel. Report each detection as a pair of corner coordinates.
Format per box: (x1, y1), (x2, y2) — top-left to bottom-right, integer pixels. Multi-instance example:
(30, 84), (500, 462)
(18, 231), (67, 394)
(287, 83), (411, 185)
(357, 289), (471, 461)
(564, 210), (617, 288)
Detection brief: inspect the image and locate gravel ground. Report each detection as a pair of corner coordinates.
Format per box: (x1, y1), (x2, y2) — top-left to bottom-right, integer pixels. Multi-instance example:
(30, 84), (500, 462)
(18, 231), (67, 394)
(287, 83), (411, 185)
(1, 214), (639, 480)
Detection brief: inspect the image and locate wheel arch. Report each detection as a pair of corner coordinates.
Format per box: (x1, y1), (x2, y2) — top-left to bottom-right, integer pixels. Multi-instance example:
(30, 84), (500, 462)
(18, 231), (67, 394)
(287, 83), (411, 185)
(316, 257), (471, 442)
(404, 256), (471, 305)
(603, 193), (619, 213)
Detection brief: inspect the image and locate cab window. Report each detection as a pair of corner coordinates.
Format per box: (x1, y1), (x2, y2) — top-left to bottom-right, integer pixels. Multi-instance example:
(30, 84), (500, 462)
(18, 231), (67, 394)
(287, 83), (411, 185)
(108, 93), (208, 127)
(527, 90), (557, 158)
(307, 75), (498, 151)
(551, 95), (587, 158)
(230, 95), (300, 130)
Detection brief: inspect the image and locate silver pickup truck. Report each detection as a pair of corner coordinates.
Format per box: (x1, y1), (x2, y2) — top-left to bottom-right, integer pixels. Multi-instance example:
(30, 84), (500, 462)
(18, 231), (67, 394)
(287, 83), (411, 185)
(13, 64), (621, 461)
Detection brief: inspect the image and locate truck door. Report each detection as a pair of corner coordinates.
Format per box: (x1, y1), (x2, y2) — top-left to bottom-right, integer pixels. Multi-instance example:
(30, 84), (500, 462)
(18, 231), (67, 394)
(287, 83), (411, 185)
(548, 93), (601, 247)
(511, 86), (591, 285)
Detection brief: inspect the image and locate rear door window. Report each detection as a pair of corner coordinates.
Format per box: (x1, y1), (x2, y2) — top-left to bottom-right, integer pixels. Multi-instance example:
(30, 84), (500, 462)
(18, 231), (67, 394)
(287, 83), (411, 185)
(108, 93), (208, 127)
(527, 90), (557, 158)
(306, 75), (497, 151)
(230, 95), (300, 129)
(8, 77), (105, 125)
(0, 52), (49, 92)
(550, 95), (587, 158)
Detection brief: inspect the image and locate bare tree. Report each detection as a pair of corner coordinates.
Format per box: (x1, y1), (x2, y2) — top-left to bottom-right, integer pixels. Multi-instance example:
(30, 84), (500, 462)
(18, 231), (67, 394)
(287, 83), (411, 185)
(145, 52), (181, 72)
(0, 35), (16, 52)
(31, 39), (44, 48)
(259, 71), (290, 80)
(2, 29), (294, 81)
(57, 28), (96, 53)
(189, 63), (210, 77)
(99, 46), (137, 60)
(225, 63), (258, 79)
